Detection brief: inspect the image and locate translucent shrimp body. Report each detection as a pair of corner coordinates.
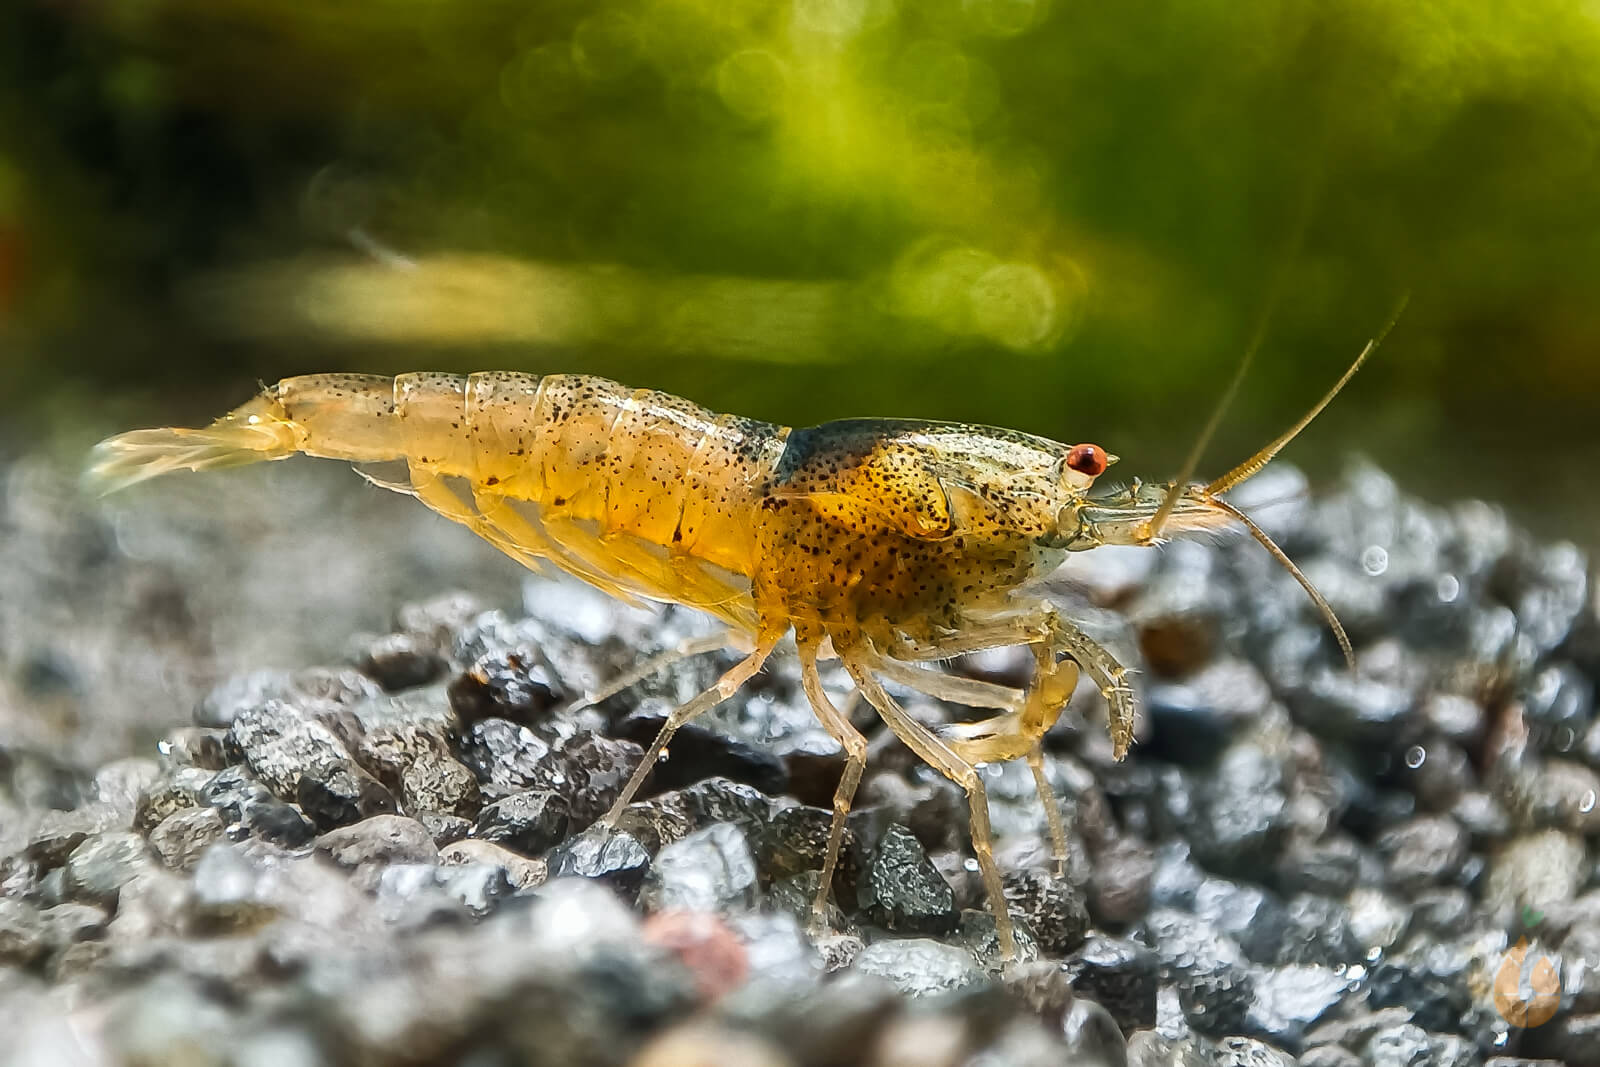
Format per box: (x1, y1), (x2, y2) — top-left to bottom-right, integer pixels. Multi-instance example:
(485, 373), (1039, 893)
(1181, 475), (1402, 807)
(90, 354), (1367, 960)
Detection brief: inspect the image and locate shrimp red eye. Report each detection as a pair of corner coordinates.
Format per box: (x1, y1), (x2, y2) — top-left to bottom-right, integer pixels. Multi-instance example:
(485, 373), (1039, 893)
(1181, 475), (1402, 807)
(1066, 443), (1108, 477)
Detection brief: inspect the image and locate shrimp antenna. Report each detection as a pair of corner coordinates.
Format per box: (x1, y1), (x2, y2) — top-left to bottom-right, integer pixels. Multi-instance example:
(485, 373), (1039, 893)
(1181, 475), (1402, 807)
(1204, 292), (1409, 497)
(1211, 495), (1355, 668)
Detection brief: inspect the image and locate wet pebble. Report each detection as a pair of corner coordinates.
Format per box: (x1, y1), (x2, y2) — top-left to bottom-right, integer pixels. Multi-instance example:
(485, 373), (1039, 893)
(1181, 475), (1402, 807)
(1376, 815), (1468, 893)
(474, 790), (571, 855)
(1064, 933), (1160, 1033)
(0, 898), (49, 966)
(398, 750), (481, 819)
(295, 760), (397, 831)
(148, 806), (226, 871)
(856, 824), (957, 936)
(851, 938), (986, 997)
(62, 831), (153, 906)
(639, 822), (760, 915)
(1003, 867), (1090, 956)
(354, 631), (447, 691)
(316, 815), (438, 871)
(547, 823), (652, 897)
(437, 838), (545, 890)
(455, 717), (550, 798)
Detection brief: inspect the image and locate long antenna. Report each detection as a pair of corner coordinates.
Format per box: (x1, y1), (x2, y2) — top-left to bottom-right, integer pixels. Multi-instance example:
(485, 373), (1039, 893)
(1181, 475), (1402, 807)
(1204, 293), (1409, 497)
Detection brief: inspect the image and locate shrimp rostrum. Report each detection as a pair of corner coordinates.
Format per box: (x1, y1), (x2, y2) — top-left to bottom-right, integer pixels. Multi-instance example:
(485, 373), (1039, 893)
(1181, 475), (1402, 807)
(88, 344), (1376, 959)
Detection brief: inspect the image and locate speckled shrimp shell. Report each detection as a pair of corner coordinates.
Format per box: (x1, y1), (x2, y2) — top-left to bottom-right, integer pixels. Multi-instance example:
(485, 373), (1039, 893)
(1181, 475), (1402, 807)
(90, 345), (1377, 959)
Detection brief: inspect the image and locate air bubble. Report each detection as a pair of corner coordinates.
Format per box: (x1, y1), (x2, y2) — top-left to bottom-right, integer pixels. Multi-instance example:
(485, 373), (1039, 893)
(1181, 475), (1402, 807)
(1405, 745), (1427, 769)
(1362, 545), (1389, 576)
(1436, 574), (1460, 602)
(1581, 790), (1596, 814)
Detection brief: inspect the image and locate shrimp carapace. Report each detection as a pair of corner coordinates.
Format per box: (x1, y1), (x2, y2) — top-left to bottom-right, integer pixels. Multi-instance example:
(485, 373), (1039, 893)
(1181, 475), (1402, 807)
(90, 348), (1379, 960)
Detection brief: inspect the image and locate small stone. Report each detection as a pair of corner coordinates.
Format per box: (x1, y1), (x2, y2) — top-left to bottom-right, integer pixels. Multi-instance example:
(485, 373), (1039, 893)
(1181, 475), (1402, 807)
(547, 823), (652, 898)
(1409, 888), (1473, 935)
(135, 767), (216, 831)
(1366, 958), (1472, 1035)
(1088, 838), (1155, 926)
(1208, 1036), (1295, 1067)
(455, 717), (550, 799)
(295, 761), (397, 831)
(1298, 670), (1417, 743)
(437, 839), (546, 890)
(1299, 1048), (1361, 1067)
(1062, 997), (1130, 1067)
(1064, 934), (1160, 1033)
(226, 700), (353, 800)
(0, 898), (48, 966)
(1345, 888), (1411, 952)
(399, 752), (481, 819)
(316, 815), (439, 870)
(1499, 758), (1600, 835)
(1190, 878), (1289, 966)
(1244, 964), (1351, 1053)
(475, 791), (571, 856)
(417, 811), (472, 846)
(198, 765), (272, 820)
(1186, 743), (1289, 879)
(1377, 815), (1468, 893)
(1141, 658), (1274, 766)
(528, 734), (645, 828)
(39, 902), (108, 946)
(1487, 830), (1587, 916)
(1274, 835), (1364, 898)
(147, 807), (225, 872)
(851, 938), (987, 997)
(643, 911), (751, 1001)
(447, 646), (564, 725)
(1363, 1023), (1441, 1067)
(356, 631), (447, 691)
(639, 822), (760, 915)
(856, 824), (957, 936)
(1003, 868), (1090, 956)
(61, 831), (152, 906)
(238, 798), (317, 848)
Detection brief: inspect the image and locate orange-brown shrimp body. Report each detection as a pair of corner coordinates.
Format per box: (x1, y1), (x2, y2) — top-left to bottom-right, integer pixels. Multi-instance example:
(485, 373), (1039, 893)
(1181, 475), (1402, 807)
(90, 349), (1370, 961)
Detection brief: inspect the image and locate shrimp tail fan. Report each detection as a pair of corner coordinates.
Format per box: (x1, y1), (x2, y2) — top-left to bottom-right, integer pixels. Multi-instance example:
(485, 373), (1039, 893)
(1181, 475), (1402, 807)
(85, 416), (297, 495)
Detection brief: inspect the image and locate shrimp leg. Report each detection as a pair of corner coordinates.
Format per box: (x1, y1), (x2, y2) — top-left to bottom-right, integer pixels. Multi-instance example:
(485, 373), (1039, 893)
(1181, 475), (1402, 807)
(876, 654), (1078, 878)
(836, 646), (1017, 960)
(795, 631), (868, 934)
(889, 603), (1136, 760)
(600, 629), (783, 824)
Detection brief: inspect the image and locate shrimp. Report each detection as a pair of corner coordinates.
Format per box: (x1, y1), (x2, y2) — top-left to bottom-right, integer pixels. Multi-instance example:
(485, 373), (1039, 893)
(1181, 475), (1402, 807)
(86, 341), (1381, 960)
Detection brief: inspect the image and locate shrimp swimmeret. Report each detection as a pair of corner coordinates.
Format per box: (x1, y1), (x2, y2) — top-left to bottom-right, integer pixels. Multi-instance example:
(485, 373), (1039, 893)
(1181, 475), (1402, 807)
(89, 339), (1382, 958)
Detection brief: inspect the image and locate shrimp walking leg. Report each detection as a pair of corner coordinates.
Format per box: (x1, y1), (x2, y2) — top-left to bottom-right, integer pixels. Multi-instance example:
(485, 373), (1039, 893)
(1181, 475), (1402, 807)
(564, 633), (731, 713)
(1027, 746), (1070, 877)
(601, 630), (783, 825)
(838, 648), (1017, 960)
(876, 651), (1078, 879)
(795, 634), (868, 932)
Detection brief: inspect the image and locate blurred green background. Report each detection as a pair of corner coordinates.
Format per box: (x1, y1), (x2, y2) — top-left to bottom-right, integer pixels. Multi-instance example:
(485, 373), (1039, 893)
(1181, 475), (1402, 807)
(2, 0), (1598, 542)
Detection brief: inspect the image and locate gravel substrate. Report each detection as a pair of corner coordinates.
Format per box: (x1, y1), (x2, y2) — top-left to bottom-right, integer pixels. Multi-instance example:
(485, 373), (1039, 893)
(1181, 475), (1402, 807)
(1, 455), (1597, 1066)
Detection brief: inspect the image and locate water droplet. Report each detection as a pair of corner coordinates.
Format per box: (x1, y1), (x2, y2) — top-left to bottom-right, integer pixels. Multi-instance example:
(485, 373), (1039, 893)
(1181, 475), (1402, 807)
(963, 857), (980, 872)
(1367, 947), (1382, 962)
(1581, 790), (1597, 814)
(156, 740), (173, 756)
(1347, 964), (1366, 981)
(1405, 745), (1427, 769)
(1361, 545), (1389, 576)
(1436, 573), (1460, 602)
